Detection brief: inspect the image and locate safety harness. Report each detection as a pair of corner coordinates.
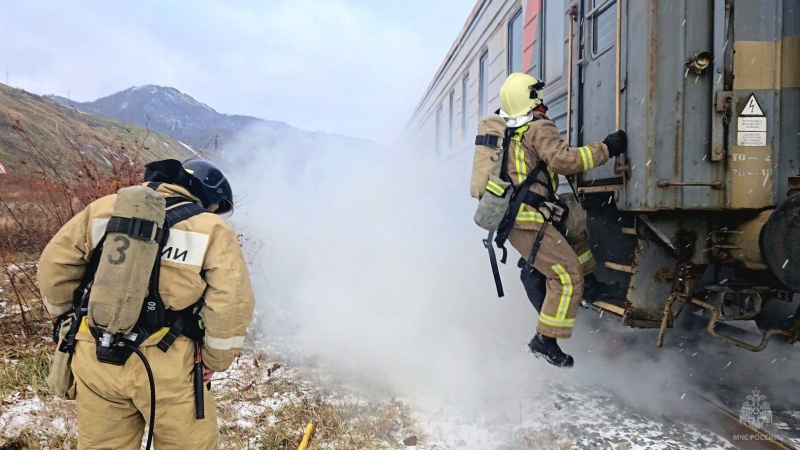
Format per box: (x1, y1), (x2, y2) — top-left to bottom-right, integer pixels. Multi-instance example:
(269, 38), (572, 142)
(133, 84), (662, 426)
(57, 195), (207, 363)
(481, 125), (564, 297)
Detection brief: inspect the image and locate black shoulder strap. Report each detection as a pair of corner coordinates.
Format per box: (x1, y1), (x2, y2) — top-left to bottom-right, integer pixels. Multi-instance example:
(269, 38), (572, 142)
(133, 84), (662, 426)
(530, 163), (556, 199)
(495, 160), (548, 245)
(483, 230), (504, 297)
(73, 235), (106, 308)
(499, 128), (512, 183)
(165, 202), (207, 229)
(59, 234), (109, 354)
(141, 201), (208, 328)
(146, 201), (208, 352)
(165, 196), (191, 208)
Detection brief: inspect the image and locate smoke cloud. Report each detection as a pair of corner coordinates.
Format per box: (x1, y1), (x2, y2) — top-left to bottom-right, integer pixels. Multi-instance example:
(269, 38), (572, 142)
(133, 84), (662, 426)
(220, 123), (799, 443)
(221, 125), (542, 409)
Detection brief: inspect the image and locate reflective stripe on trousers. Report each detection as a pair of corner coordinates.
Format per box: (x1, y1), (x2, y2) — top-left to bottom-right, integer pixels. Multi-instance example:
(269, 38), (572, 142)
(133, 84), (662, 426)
(507, 226), (584, 339)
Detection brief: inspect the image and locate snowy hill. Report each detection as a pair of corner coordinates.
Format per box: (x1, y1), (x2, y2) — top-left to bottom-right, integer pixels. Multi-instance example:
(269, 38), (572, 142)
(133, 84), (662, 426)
(48, 85), (376, 153)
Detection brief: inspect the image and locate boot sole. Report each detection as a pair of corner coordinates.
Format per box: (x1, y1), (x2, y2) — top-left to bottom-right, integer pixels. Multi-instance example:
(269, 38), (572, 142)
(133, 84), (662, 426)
(528, 346), (574, 368)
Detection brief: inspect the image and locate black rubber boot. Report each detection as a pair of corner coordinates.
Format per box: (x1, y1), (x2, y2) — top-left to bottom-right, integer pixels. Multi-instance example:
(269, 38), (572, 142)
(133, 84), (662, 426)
(528, 333), (574, 368)
(582, 273), (624, 304)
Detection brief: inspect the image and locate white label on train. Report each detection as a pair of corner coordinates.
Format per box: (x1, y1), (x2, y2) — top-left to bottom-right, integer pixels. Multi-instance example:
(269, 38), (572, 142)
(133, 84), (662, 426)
(738, 117), (766, 132)
(737, 131), (767, 146)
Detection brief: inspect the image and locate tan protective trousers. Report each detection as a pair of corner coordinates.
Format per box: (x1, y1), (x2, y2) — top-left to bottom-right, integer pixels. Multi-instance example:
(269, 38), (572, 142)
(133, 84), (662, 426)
(509, 224), (584, 339)
(560, 193), (596, 276)
(72, 338), (218, 450)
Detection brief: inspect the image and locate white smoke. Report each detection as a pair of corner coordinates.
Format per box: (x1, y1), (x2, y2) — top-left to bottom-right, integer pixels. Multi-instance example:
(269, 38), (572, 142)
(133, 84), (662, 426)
(220, 123), (545, 410)
(219, 122), (800, 441)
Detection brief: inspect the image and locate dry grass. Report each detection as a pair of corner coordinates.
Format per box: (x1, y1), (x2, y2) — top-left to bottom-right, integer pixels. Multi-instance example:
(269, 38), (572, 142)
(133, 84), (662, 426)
(0, 83), (195, 178)
(0, 291), (78, 450)
(0, 118), (151, 334)
(212, 349), (423, 449)
(0, 341), (425, 450)
(0, 319), (51, 400)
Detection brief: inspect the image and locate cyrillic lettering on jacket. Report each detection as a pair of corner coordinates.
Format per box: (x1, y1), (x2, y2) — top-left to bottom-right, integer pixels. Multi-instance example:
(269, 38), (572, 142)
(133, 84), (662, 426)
(91, 218), (209, 267)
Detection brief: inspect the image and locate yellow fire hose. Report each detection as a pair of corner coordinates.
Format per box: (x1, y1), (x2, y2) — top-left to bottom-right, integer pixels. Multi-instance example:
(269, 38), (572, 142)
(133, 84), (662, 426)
(298, 422), (315, 450)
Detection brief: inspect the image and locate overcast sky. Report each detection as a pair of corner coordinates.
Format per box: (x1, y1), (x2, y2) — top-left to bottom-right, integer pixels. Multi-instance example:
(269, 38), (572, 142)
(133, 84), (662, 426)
(0, 1), (475, 144)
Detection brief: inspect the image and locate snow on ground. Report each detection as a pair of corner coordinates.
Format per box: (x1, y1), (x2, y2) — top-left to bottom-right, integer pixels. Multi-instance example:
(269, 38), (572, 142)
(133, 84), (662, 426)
(179, 141), (199, 155)
(0, 396), (45, 435)
(231, 341), (743, 449)
(409, 382), (736, 449)
(213, 353), (310, 418)
(0, 345), (747, 449)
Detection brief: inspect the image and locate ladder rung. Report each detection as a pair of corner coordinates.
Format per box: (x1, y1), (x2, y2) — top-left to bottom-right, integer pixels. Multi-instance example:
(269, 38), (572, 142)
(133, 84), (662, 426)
(605, 262), (635, 273)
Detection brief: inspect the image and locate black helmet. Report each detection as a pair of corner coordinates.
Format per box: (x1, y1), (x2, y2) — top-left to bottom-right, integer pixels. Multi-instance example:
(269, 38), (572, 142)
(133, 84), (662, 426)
(143, 158), (234, 216)
(181, 158), (234, 216)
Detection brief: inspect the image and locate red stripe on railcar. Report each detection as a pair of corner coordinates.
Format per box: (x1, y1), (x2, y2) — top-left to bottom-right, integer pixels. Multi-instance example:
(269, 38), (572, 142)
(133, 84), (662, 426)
(521, 0), (541, 73)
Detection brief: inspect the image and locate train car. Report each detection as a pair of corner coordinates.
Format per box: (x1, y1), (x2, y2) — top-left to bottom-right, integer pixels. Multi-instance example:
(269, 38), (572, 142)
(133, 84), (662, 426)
(401, 0), (800, 352)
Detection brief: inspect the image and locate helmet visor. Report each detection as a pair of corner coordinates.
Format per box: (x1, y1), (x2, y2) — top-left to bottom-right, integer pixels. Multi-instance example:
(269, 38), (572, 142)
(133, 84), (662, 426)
(214, 198), (234, 218)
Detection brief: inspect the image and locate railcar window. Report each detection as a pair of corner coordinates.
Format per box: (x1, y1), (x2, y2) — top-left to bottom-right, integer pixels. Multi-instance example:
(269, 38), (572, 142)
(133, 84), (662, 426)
(461, 74), (469, 140)
(448, 91), (454, 148)
(544, 0), (566, 83)
(479, 51), (489, 117)
(508, 9), (523, 74)
(435, 105), (444, 156)
(591, 0), (616, 56)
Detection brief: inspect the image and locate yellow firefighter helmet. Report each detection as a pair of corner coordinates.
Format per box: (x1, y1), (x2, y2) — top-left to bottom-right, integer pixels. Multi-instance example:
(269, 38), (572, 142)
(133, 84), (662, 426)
(499, 72), (545, 118)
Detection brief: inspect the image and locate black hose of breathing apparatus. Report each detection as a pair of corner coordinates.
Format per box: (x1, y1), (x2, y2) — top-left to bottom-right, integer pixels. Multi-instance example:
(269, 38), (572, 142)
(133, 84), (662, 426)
(124, 344), (156, 450)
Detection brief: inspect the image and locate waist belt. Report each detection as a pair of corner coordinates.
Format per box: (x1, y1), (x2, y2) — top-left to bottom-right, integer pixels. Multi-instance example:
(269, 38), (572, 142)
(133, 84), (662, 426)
(522, 191), (551, 223)
(522, 190), (548, 208)
(78, 317), (171, 342)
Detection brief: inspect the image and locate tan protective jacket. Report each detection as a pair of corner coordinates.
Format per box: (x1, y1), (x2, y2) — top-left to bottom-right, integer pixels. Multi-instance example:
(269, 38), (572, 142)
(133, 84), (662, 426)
(38, 183), (256, 372)
(505, 111), (609, 230)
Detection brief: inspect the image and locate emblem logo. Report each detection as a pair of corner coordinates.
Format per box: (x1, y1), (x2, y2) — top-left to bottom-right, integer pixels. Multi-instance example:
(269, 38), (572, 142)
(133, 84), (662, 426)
(740, 388), (773, 429)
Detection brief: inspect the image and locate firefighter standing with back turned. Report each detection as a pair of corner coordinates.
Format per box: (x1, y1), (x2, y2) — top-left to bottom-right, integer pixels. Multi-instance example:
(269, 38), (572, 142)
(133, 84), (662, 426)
(38, 159), (256, 449)
(498, 72), (627, 368)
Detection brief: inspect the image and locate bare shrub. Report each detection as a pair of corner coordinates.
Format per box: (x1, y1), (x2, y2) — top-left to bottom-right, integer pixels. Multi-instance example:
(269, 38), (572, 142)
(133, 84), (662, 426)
(0, 119), (145, 331)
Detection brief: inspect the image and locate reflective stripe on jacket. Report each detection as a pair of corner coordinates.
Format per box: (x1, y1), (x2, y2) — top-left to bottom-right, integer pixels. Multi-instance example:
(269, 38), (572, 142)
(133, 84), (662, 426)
(504, 112), (609, 230)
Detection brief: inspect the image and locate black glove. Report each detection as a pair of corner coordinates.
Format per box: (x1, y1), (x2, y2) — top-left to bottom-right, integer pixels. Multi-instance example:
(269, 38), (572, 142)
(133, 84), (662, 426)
(603, 130), (627, 157)
(183, 315), (206, 341)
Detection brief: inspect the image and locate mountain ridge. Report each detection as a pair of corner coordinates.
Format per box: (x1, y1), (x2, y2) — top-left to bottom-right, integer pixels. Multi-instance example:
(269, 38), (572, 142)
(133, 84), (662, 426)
(47, 85), (376, 152)
(0, 83), (197, 178)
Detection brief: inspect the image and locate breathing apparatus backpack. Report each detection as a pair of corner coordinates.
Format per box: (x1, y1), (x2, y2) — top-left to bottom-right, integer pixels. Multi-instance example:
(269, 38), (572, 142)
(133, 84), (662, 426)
(470, 114), (566, 297)
(89, 185), (165, 361)
(56, 185), (208, 366)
